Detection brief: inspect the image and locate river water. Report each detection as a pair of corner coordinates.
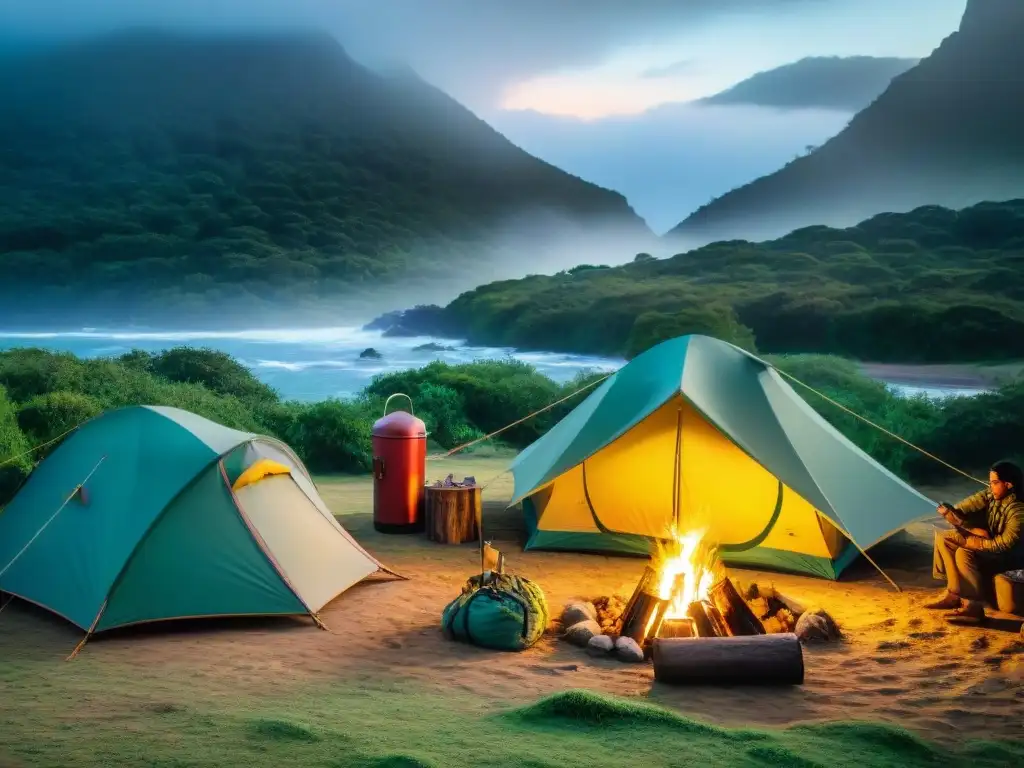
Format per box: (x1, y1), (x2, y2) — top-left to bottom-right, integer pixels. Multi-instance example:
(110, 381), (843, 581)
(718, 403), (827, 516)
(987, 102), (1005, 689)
(0, 327), (986, 402)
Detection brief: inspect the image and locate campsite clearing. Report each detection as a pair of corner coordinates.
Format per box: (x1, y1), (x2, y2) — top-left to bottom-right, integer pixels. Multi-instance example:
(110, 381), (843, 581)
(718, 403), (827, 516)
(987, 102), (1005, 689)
(2, 453), (1023, 767)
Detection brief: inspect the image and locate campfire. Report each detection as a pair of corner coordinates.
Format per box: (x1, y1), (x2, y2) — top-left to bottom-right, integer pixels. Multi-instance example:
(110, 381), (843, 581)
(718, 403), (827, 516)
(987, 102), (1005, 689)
(561, 526), (838, 685)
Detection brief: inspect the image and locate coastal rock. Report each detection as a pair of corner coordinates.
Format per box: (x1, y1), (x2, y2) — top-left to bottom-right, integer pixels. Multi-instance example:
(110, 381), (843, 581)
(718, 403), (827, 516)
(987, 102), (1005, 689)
(359, 347), (383, 359)
(363, 304), (459, 338)
(413, 342), (455, 353)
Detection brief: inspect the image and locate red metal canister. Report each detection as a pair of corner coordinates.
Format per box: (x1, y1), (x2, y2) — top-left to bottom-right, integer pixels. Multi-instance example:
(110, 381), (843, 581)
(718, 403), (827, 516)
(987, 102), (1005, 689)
(372, 394), (427, 533)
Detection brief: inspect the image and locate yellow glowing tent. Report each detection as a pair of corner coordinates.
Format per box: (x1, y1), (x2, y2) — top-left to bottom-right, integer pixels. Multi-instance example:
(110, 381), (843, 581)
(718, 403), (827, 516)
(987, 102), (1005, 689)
(509, 335), (937, 580)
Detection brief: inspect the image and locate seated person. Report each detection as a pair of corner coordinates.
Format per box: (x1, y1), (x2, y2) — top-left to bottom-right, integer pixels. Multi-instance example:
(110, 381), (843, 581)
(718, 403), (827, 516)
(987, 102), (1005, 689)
(926, 460), (1024, 624)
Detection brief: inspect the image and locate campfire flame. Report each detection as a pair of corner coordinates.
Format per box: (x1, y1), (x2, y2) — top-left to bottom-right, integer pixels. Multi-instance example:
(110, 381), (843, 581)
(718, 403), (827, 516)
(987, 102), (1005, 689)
(653, 527), (719, 620)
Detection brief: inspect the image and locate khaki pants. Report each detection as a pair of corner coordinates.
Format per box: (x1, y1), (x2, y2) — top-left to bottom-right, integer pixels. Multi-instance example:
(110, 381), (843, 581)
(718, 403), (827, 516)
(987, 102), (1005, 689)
(933, 528), (1008, 602)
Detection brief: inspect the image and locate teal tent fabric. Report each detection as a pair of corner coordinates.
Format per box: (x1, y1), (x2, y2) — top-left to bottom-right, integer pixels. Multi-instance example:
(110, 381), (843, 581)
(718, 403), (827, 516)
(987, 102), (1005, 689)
(0, 405), (384, 634)
(510, 335), (938, 580)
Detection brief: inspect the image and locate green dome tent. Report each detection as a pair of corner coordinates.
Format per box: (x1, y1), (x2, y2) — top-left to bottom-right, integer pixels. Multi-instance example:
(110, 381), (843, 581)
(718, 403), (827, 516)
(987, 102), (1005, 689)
(0, 405), (395, 640)
(509, 335), (938, 582)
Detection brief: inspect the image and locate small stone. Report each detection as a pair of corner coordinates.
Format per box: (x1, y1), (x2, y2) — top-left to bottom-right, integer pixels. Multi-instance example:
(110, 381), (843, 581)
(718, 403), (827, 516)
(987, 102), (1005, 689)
(614, 636), (645, 663)
(563, 620), (602, 648)
(587, 635), (614, 657)
(795, 608), (841, 643)
(562, 601), (598, 627)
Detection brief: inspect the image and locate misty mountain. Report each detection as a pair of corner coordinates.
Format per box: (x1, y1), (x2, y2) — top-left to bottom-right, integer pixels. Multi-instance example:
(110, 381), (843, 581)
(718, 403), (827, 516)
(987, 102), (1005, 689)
(698, 56), (918, 112)
(0, 29), (650, 327)
(373, 198), (1024, 364)
(670, 0), (1024, 243)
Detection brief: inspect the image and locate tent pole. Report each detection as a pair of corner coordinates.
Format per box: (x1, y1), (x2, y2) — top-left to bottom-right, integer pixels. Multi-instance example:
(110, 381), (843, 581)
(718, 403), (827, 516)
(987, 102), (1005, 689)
(66, 598), (107, 661)
(671, 406), (683, 531)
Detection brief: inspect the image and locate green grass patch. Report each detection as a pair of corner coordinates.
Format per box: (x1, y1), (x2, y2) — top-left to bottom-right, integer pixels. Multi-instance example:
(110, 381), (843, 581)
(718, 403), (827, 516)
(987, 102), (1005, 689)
(6, 684), (1018, 768)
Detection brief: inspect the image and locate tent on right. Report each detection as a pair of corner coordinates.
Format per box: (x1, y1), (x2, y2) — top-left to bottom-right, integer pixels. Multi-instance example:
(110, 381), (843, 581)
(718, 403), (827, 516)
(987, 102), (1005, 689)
(508, 335), (939, 582)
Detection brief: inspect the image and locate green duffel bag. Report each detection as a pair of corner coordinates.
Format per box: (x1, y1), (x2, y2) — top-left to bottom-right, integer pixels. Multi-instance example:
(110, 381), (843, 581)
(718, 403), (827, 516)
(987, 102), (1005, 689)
(441, 573), (549, 651)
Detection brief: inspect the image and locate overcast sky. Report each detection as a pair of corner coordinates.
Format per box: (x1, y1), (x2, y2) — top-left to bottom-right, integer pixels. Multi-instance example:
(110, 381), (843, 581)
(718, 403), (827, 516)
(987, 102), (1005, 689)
(1, 0), (970, 230)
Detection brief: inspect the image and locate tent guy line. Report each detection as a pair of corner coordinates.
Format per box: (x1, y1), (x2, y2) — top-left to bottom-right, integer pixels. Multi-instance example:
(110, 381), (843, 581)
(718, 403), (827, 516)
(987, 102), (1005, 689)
(0, 455), (107, 581)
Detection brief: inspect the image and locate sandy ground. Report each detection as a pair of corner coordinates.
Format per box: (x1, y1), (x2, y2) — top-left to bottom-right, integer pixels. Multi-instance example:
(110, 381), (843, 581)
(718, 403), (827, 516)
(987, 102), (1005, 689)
(859, 361), (1022, 388)
(2, 456), (1022, 745)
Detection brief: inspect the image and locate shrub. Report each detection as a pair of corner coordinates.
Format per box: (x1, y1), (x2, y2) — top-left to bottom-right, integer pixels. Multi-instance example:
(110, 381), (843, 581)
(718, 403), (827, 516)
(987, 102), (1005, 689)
(282, 399), (375, 473)
(145, 347), (279, 404)
(16, 391), (104, 454)
(0, 385), (32, 505)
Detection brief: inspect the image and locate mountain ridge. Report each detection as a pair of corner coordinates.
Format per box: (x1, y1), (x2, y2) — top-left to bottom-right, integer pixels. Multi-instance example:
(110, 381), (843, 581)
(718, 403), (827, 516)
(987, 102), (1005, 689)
(698, 55), (918, 113)
(0, 28), (650, 327)
(669, 0), (1024, 243)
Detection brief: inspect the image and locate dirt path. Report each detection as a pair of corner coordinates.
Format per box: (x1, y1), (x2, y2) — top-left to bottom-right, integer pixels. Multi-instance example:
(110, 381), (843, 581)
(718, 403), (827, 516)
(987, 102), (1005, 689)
(859, 361), (1022, 389)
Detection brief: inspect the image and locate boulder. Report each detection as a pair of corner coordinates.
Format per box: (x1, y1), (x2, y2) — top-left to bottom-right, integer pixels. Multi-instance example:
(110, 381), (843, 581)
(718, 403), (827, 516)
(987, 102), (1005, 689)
(563, 620), (602, 648)
(587, 635), (614, 657)
(562, 601), (598, 628)
(614, 636), (645, 663)
(795, 608), (841, 643)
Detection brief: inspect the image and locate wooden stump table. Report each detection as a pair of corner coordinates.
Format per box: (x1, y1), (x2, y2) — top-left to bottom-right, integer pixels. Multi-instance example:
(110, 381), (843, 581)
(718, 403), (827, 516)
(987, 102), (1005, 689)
(424, 485), (481, 544)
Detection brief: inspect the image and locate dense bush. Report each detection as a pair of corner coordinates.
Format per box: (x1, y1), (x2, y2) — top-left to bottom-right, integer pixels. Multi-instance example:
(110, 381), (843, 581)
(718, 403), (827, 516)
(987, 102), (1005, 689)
(0, 346), (1018, 508)
(16, 391), (104, 452)
(0, 385), (32, 502)
(425, 199), (1024, 363)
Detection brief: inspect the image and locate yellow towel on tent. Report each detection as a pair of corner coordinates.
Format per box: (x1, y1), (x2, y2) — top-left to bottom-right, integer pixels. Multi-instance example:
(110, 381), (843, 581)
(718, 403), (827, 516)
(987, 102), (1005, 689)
(232, 459), (292, 491)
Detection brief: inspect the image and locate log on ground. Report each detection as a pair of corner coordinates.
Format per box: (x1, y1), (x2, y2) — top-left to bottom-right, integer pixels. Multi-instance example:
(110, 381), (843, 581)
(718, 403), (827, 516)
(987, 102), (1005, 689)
(424, 486), (481, 544)
(652, 633), (804, 686)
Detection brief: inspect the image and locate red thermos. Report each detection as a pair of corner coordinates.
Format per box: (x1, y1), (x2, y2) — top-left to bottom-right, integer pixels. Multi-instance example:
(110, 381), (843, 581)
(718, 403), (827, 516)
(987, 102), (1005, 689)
(372, 394), (427, 533)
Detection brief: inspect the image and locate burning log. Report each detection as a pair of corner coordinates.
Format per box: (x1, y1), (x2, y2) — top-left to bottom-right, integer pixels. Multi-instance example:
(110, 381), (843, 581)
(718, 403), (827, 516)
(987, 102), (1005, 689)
(621, 591), (668, 645)
(686, 600), (729, 638)
(652, 633), (805, 686)
(620, 566), (668, 644)
(708, 576), (766, 637)
(658, 618), (695, 639)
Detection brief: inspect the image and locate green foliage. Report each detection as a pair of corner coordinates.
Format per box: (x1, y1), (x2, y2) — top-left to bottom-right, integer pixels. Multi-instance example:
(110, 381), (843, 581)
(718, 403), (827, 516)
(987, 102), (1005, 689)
(275, 399), (375, 474)
(767, 355), (944, 478)
(16, 391), (103, 452)
(626, 306), (757, 358)
(437, 199), (1024, 363)
(130, 347), (279, 404)
(0, 385), (32, 503)
(0, 345), (1017, 498)
(908, 380), (1024, 481)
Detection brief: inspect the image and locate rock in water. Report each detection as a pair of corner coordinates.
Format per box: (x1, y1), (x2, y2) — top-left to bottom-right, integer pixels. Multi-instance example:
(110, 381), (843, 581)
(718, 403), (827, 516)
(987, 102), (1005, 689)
(796, 608), (841, 643)
(614, 636), (644, 663)
(587, 635), (614, 657)
(359, 347), (383, 359)
(563, 620), (602, 648)
(562, 601), (598, 627)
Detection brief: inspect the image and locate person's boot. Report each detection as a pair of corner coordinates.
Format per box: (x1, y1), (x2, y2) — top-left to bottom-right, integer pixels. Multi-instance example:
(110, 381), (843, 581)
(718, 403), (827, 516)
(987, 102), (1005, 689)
(923, 590), (962, 610)
(946, 599), (985, 626)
